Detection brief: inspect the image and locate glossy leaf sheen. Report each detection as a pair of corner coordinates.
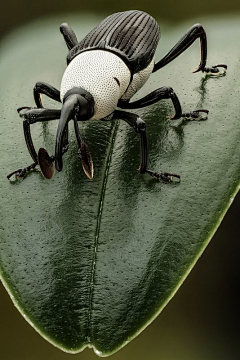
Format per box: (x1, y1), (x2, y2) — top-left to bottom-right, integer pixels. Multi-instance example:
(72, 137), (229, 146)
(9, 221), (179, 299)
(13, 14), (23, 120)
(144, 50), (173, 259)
(0, 15), (240, 356)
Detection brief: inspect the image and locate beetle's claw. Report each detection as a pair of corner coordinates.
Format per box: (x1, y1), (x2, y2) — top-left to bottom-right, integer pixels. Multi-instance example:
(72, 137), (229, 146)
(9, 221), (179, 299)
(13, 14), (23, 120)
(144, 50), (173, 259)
(7, 162), (38, 180)
(7, 168), (26, 179)
(203, 64), (227, 76)
(182, 109), (209, 120)
(145, 169), (180, 183)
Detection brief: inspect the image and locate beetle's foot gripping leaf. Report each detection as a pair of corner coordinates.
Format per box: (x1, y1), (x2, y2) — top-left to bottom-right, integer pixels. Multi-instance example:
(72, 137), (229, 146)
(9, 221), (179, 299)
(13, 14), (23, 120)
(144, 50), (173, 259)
(203, 64), (227, 76)
(182, 109), (209, 121)
(7, 162), (38, 180)
(145, 169), (180, 183)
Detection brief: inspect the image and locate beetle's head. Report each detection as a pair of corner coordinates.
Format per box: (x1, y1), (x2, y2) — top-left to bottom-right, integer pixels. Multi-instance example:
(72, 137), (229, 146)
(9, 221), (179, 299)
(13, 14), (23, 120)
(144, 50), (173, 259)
(55, 87), (94, 172)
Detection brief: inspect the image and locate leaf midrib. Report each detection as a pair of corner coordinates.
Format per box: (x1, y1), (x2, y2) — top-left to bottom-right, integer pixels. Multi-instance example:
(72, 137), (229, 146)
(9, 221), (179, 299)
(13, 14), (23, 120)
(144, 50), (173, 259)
(86, 119), (119, 343)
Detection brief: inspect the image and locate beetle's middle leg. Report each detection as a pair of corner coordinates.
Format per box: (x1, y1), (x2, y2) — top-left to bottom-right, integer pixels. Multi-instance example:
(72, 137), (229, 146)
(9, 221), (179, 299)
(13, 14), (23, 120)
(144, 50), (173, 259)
(7, 108), (68, 179)
(118, 87), (208, 120)
(114, 110), (180, 182)
(153, 24), (227, 75)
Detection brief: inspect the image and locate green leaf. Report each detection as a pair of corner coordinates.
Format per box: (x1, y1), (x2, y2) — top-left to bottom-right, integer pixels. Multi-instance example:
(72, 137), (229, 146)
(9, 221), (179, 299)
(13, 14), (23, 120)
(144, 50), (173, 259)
(0, 14), (240, 356)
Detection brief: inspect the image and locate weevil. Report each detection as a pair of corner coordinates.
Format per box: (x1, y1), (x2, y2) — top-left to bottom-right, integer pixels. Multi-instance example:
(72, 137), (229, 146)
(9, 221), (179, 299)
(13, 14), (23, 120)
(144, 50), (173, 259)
(7, 10), (227, 182)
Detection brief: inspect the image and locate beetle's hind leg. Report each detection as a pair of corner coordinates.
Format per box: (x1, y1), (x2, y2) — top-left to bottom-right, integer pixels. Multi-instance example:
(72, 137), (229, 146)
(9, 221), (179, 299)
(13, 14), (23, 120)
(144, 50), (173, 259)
(118, 86), (209, 120)
(60, 23), (78, 50)
(114, 110), (180, 182)
(153, 24), (227, 75)
(7, 108), (68, 180)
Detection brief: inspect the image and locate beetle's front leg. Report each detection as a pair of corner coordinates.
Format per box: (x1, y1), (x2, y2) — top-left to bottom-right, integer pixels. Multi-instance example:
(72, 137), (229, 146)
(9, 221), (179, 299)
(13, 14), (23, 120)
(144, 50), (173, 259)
(153, 24), (227, 75)
(7, 107), (67, 180)
(114, 110), (180, 182)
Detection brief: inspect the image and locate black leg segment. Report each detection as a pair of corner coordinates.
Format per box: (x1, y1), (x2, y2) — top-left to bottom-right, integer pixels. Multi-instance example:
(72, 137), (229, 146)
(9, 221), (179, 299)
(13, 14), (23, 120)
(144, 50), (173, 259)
(21, 107), (61, 161)
(118, 87), (182, 119)
(115, 110), (147, 173)
(153, 24), (207, 73)
(34, 82), (61, 108)
(20, 107), (61, 124)
(153, 23), (227, 74)
(114, 110), (180, 182)
(118, 87), (209, 120)
(153, 23), (207, 73)
(60, 23), (78, 50)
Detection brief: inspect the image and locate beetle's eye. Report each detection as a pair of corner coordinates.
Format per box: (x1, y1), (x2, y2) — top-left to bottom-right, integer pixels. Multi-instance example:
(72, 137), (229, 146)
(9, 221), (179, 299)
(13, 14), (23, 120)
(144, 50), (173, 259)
(113, 77), (120, 87)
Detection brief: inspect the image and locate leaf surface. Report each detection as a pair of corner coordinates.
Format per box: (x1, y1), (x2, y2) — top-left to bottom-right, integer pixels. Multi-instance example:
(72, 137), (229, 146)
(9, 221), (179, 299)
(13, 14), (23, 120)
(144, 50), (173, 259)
(0, 15), (240, 356)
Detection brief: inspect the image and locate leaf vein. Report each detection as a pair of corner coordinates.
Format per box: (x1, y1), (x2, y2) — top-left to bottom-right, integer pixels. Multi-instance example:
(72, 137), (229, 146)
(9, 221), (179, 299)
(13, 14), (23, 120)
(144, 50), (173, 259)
(86, 119), (119, 343)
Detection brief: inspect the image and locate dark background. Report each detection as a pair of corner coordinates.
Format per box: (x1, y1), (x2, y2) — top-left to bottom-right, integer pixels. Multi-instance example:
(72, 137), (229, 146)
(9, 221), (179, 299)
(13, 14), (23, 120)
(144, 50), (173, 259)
(0, 1), (240, 359)
(1, 0), (240, 41)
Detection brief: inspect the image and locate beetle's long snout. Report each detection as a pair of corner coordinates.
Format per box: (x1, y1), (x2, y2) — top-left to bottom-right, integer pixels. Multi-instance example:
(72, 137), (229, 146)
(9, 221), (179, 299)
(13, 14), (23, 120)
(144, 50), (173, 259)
(55, 91), (94, 172)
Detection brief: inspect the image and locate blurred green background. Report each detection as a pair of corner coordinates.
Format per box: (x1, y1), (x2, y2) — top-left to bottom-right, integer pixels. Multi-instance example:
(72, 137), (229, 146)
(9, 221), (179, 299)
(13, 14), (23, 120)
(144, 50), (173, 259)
(0, 1), (240, 359)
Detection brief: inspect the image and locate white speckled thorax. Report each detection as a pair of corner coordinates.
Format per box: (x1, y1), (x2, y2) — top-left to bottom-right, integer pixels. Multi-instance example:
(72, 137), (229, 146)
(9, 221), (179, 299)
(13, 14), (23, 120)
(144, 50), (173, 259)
(120, 58), (155, 101)
(61, 50), (131, 120)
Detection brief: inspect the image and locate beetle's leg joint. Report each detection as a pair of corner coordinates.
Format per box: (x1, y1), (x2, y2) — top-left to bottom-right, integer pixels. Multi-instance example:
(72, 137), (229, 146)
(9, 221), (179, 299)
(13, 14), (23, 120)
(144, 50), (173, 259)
(20, 109), (38, 124)
(34, 82), (42, 91)
(193, 23), (204, 35)
(167, 87), (175, 97)
(135, 118), (146, 133)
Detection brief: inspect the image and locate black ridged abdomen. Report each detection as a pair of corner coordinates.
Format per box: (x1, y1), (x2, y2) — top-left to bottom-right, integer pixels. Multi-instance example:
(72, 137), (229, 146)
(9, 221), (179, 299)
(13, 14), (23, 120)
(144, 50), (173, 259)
(67, 10), (160, 74)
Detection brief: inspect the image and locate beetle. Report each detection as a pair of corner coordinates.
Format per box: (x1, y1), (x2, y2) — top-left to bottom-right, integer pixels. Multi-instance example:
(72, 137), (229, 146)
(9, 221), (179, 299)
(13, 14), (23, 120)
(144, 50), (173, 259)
(7, 10), (227, 182)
